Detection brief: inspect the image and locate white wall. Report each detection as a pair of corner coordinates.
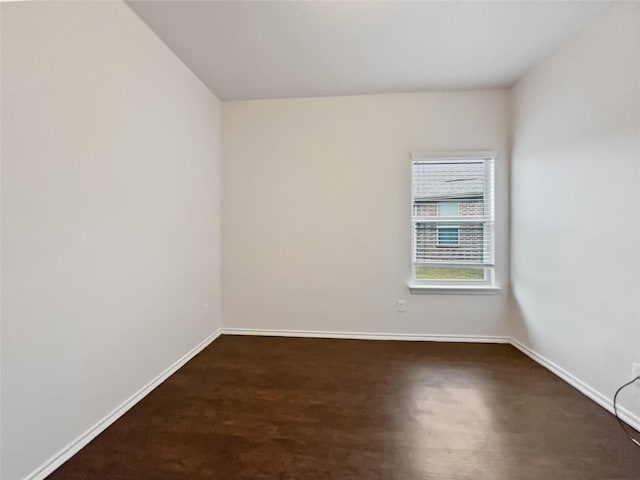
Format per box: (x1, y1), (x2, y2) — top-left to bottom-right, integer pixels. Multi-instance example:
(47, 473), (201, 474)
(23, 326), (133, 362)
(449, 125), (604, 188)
(0, 3), (222, 479)
(222, 91), (510, 337)
(511, 3), (640, 418)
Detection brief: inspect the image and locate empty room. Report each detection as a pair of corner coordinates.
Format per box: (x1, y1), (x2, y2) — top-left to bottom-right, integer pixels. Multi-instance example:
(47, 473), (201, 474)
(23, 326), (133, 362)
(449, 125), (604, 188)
(1, 1), (639, 479)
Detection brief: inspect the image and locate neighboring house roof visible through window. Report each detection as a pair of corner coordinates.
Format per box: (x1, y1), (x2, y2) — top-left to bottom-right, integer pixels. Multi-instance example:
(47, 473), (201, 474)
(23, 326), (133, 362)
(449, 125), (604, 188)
(412, 162), (484, 201)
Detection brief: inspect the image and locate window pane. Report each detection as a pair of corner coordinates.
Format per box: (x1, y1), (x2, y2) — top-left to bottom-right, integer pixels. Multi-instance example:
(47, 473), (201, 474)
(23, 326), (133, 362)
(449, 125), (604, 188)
(437, 201), (459, 217)
(437, 226), (459, 245)
(411, 156), (495, 280)
(415, 267), (484, 280)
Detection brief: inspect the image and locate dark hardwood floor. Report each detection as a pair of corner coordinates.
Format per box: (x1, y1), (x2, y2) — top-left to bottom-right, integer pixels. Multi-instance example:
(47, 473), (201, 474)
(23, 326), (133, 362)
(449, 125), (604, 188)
(47, 335), (640, 479)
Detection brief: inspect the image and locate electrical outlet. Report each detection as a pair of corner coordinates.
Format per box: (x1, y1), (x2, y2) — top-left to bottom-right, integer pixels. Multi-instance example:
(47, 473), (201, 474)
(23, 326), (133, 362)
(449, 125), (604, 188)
(632, 363), (640, 379)
(396, 299), (406, 312)
(201, 303), (210, 318)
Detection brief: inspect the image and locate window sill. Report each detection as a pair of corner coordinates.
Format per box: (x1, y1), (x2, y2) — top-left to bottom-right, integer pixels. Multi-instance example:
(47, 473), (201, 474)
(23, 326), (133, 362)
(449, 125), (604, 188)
(408, 283), (501, 295)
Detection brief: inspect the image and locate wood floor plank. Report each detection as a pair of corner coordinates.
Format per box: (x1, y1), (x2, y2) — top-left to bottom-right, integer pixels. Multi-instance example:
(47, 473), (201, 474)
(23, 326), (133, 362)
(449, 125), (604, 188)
(46, 335), (640, 479)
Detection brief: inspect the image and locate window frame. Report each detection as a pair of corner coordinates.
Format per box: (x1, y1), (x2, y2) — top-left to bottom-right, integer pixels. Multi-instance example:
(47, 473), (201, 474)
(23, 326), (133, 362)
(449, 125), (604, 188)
(409, 151), (499, 294)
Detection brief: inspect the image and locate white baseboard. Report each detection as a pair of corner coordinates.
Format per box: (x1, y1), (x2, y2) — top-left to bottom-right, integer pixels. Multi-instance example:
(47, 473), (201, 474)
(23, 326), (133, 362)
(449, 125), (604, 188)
(221, 327), (511, 344)
(24, 328), (222, 480)
(510, 338), (640, 432)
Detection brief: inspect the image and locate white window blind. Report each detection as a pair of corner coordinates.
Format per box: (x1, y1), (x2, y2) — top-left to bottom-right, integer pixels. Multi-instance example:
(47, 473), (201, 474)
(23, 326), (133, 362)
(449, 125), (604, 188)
(411, 155), (495, 270)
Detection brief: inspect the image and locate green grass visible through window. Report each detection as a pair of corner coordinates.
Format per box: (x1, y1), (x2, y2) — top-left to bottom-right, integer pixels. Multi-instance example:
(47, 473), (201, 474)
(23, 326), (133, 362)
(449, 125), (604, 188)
(415, 267), (484, 280)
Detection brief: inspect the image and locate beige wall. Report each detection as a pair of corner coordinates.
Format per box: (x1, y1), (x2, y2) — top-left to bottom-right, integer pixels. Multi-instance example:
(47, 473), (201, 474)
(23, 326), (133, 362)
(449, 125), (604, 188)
(222, 91), (510, 337)
(1, 2), (222, 479)
(511, 3), (640, 419)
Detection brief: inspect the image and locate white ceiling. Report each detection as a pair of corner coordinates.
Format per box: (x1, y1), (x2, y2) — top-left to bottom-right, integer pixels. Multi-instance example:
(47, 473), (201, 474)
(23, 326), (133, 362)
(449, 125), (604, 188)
(127, 1), (607, 101)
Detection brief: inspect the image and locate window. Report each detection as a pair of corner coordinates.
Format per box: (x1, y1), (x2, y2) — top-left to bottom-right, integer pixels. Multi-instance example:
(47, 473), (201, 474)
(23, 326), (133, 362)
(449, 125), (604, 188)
(436, 202), (459, 245)
(411, 152), (496, 290)
(437, 226), (459, 245)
